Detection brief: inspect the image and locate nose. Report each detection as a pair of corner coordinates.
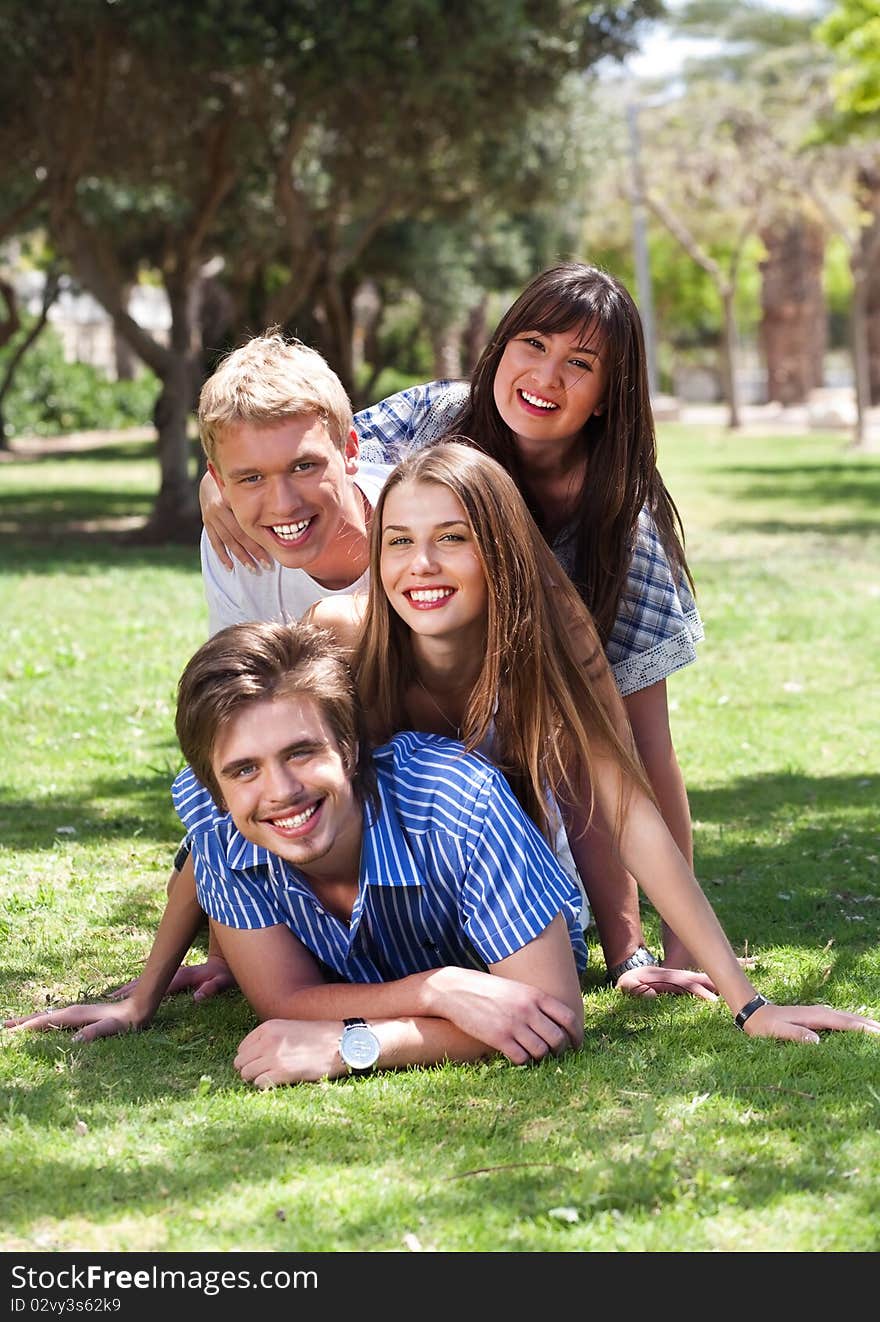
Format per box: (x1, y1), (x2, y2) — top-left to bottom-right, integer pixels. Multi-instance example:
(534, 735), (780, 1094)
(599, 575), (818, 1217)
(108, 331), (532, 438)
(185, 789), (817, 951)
(533, 356), (564, 389)
(265, 474), (302, 516)
(264, 759), (304, 803)
(408, 541), (440, 574)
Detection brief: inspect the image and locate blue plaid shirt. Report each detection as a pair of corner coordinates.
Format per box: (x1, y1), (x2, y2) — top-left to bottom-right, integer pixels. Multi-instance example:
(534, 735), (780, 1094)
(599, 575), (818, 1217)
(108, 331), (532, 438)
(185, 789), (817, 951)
(173, 731), (587, 983)
(354, 381), (703, 695)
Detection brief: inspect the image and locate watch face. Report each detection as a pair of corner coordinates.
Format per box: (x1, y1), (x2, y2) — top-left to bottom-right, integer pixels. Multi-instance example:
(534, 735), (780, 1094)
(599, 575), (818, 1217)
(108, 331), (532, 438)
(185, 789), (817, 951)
(341, 1024), (380, 1070)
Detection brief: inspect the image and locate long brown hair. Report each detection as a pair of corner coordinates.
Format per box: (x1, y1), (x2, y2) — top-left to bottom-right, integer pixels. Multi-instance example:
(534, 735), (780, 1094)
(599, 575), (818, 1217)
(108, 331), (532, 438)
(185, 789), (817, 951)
(453, 262), (693, 645)
(353, 441), (651, 839)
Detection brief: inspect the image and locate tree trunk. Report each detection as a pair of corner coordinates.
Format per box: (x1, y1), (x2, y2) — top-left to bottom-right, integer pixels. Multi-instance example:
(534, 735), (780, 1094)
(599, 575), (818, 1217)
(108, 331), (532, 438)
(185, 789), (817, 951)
(313, 274), (355, 399)
(430, 322), (462, 381)
(720, 287), (741, 430)
(850, 267), (871, 450)
(462, 295), (488, 374)
(759, 217), (826, 404)
(0, 268), (60, 448)
(141, 279), (201, 539)
(857, 167), (880, 406)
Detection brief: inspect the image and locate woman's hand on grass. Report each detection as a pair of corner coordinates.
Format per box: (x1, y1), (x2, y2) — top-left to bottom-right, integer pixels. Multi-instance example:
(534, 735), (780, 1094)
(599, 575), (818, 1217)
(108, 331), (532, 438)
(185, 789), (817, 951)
(615, 965), (719, 1000)
(200, 471), (272, 572)
(744, 1003), (880, 1043)
(3, 999), (148, 1042)
(107, 955), (237, 1004)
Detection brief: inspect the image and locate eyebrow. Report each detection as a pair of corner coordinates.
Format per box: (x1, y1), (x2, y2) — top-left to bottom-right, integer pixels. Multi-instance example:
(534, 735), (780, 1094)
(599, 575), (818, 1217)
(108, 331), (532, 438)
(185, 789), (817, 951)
(223, 452), (324, 480)
(383, 519), (469, 532)
(217, 740), (323, 777)
(570, 344), (600, 356)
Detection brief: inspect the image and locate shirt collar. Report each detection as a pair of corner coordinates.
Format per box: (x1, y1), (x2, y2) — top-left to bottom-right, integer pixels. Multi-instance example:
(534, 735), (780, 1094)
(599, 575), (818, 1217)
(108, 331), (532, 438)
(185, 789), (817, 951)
(220, 766), (422, 891)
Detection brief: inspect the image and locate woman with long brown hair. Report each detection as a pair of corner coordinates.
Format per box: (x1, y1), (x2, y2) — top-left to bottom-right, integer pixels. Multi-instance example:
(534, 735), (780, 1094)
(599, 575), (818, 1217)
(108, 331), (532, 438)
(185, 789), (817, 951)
(309, 440), (878, 1043)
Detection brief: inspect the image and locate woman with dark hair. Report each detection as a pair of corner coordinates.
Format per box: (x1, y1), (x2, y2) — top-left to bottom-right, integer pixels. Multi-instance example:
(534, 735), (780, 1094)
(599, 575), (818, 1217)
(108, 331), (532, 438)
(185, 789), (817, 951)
(202, 264), (705, 987)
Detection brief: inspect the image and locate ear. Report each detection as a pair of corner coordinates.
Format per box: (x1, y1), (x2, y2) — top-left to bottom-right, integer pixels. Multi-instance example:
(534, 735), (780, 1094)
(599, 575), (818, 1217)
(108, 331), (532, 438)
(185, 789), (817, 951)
(343, 426), (360, 473)
(207, 460), (226, 490)
(592, 402), (606, 417)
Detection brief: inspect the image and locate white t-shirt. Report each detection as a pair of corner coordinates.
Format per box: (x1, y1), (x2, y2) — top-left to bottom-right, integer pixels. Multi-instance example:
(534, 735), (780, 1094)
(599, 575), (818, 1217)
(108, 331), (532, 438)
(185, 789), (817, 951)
(200, 462), (392, 636)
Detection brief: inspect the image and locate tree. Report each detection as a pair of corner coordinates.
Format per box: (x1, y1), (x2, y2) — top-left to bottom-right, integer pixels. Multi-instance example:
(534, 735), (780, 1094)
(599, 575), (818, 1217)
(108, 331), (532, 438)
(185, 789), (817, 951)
(817, 1), (880, 408)
(634, 88), (777, 428)
(817, 0), (880, 124)
(1, 0), (662, 536)
(669, 1), (835, 405)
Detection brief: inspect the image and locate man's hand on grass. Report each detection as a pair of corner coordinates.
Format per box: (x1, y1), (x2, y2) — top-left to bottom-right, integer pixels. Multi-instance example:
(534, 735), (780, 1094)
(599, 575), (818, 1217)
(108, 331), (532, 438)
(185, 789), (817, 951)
(3, 998), (148, 1042)
(107, 955), (237, 1004)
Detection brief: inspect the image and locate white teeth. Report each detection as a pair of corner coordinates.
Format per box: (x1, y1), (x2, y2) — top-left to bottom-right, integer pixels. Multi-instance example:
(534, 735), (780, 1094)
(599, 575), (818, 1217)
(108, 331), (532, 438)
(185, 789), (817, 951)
(272, 803), (318, 829)
(408, 588), (453, 602)
(520, 389), (557, 410)
(273, 518), (311, 540)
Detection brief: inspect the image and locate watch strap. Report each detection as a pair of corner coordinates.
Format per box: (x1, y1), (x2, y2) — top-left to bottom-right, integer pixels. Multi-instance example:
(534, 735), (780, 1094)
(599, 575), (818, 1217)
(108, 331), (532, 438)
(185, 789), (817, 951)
(734, 992), (770, 1030)
(606, 944), (658, 986)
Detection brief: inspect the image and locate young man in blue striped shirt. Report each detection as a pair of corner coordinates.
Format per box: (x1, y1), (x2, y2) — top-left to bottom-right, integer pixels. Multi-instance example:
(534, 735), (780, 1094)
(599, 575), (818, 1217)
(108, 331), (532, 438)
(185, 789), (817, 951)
(170, 618), (586, 1086)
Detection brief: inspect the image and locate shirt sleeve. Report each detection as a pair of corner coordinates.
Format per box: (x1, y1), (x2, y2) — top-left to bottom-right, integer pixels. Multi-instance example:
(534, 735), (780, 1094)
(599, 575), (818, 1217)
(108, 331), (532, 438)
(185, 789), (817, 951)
(454, 764), (588, 972)
(171, 766), (285, 930)
(605, 509), (705, 696)
(200, 529), (248, 635)
(354, 380), (467, 464)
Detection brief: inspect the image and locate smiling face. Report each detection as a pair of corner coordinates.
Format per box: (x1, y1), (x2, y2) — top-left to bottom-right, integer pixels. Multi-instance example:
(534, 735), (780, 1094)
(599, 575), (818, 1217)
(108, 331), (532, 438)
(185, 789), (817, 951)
(208, 415), (367, 586)
(210, 692), (362, 879)
(379, 479), (488, 644)
(492, 326), (608, 450)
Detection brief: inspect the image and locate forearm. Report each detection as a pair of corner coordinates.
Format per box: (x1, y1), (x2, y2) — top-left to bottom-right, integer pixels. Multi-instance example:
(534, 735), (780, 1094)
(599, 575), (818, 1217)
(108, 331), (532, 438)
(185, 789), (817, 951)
(129, 864), (206, 1022)
(234, 1011), (497, 1086)
(237, 962), (487, 1025)
(625, 684), (698, 967)
(370, 1015), (495, 1068)
(613, 794), (755, 1014)
(645, 753), (699, 965)
(561, 804), (644, 969)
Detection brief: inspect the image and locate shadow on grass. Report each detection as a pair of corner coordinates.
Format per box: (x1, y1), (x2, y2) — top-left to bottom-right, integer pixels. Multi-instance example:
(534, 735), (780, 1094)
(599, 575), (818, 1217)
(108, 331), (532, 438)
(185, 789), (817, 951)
(2, 989), (879, 1240)
(706, 461), (880, 538)
(0, 764), (184, 853)
(0, 437), (206, 566)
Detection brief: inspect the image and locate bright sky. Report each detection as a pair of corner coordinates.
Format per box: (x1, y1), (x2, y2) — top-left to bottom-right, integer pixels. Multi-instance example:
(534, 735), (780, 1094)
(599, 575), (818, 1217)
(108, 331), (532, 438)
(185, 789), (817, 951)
(622, 0), (827, 80)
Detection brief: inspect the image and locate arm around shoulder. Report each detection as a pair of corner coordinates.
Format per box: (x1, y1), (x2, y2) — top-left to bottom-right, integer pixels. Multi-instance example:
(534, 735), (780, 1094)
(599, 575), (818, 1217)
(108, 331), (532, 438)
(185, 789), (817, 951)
(301, 595), (367, 652)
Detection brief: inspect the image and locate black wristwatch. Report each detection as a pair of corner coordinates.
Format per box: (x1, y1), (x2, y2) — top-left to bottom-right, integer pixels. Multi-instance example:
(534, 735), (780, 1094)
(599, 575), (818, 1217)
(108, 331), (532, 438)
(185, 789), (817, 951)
(606, 945), (658, 986)
(339, 1017), (381, 1074)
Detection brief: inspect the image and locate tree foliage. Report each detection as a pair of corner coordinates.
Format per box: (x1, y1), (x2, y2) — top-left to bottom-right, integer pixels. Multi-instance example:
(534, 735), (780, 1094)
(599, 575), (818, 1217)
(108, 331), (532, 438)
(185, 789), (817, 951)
(817, 0), (880, 125)
(0, 0), (662, 530)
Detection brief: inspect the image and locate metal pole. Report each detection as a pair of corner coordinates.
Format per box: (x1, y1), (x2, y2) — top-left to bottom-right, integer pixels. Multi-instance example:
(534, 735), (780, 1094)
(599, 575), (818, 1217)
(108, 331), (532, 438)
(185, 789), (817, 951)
(626, 101), (658, 397)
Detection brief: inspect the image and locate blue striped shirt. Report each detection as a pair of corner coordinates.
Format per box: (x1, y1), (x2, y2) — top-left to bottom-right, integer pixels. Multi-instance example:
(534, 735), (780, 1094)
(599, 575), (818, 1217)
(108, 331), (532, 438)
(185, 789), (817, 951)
(172, 731), (588, 982)
(354, 381), (703, 696)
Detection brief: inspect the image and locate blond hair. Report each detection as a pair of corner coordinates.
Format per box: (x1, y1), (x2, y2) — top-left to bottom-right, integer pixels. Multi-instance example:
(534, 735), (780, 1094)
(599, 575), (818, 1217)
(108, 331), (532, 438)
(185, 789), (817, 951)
(198, 330), (354, 465)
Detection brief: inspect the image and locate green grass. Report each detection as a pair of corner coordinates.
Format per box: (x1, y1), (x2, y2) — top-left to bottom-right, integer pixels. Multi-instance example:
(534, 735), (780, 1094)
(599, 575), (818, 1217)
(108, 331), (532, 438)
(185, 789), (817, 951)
(0, 425), (878, 1253)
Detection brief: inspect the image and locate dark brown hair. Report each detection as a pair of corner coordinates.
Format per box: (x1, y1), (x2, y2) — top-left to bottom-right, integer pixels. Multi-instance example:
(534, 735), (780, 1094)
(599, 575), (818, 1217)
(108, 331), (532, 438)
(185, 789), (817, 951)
(453, 262), (693, 645)
(176, 620), (375, 811)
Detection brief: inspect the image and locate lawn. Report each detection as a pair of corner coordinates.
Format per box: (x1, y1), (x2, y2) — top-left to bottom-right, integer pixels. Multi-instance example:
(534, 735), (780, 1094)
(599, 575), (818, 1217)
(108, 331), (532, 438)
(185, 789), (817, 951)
(0, 424), (878, 1255)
